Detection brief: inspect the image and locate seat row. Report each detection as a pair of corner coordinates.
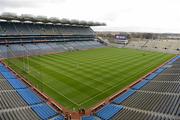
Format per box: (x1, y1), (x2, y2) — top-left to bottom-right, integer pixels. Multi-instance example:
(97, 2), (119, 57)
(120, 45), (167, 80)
(0, 63), (64, 120)
(82, 56), (180, 120)
(0, 41), (104, 58)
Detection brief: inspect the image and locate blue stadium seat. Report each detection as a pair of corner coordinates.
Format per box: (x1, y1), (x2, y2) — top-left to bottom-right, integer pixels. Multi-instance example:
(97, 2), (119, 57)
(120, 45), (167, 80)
(6, 78), (27, 89)
(96, 104), (124, 120)
(132, 80), (149, 90)
(82, 116), (96, 120)
(167, 57), (179, 64)
(1, 71), (16, 79)
(145, 73), (158, 80)
(0, 63), (3, 67)
(31, 103), (58, 120)
(0, 66), (10, 72)
(52, 115), (64, 120)
(17, 89), (43, 105)
(155, 68), (166, 74)
(113, 90), (135, 104)
(0, 66), (9, 71)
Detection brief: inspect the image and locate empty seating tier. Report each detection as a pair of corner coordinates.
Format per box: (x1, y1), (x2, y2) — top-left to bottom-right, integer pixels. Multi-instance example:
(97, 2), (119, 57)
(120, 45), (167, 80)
(131, 80), (149, 90)
(140, 82), (180, 93)
(31, 103), (58, 120)
(162, 69), (180, 74)
(17, 89), (43, 105)
(121, 91), (180, 116)
(113, 90), (136, 104)
(83, 56), (180, 119)
(153, 74), (180, 82)
(6, 78), (27, 89)
(0, 63), (64, 119)
(0, 80), (13, 90)
(82, 116), (96, 120)
(1, 107), (40, 120)
(0, 91), (28, 109)
(112, 108), (178, 120)
(145, 73), (159, 80)
(0, 41), (104, 58)
(0, 21), (105, 59)
(96, 104), (124, 120)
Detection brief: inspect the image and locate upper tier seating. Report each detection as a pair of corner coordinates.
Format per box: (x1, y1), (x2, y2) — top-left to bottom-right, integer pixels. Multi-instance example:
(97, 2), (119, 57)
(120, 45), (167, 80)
(0, 22), (94, 36)
(0, 21), (104, 59)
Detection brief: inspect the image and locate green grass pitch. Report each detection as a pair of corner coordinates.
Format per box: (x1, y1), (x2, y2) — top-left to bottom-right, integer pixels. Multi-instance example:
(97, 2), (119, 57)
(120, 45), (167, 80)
(4, 47), (175, 111)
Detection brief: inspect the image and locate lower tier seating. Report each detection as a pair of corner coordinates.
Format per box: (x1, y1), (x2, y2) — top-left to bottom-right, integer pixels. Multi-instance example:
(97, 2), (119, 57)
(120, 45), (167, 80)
(1, 107), (40, 120)
(31, 103), (58, 120)
(83, 56), (180, 120)
(82, 116), (96, 120)
(96, 104), (124, 120)
(153, 74), (180, 82)
(0, 79), (13, 90)
(0, 63), (64, 119)
(121, 91), (180, 116)
(17, 89), (43, 105)
(0, 41), (104, 58)
(1, 90), (28, 109)
(140, 81), (180, 93)
(112, 108), (177, 120)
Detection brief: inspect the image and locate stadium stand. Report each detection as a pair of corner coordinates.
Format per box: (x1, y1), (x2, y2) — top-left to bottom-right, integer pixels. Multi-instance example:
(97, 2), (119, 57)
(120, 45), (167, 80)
(83, 56), (180, 120)
(96, 104), (124, 120)
(113, 90), (136, 104)
(82, 116), (97, 120)
(1, 13), (180, 120)
(0, 14), (106, 120)
(0, 63), (64, 120)
(0, 20), (104, 58)
(126, 39), (180, 54)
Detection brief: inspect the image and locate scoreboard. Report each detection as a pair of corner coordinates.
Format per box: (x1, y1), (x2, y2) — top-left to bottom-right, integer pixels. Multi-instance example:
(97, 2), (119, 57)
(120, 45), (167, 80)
(115, 35), (127, 40)
(115, 35), (128, 44)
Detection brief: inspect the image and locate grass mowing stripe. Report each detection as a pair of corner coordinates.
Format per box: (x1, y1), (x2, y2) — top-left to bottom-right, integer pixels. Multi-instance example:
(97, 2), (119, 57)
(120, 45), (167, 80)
(47, 51), (148, 70)
(47, 48), (149, 65)
(80, 54), (173, 107)
(37, 50), (157, 89)
(43, 50), (155, 78)
(4, 47), (175, 110)
(39, 56), (113, 87)
(31, 57), (104, 93)
(90, 53), (162, 85)
(30, 58), (101, 94)
(80, 53), (166, 104)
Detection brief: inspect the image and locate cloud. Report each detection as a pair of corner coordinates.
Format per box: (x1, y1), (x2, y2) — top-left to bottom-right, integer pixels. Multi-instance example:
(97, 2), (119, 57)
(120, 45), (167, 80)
(0, 0), (180, 33)
(0, 0), (37, 10)
(0, 0), (66, 10)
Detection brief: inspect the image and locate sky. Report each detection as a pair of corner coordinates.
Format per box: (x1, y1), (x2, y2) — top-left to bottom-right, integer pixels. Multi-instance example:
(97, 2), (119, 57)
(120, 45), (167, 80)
(0, 0), (180, 33)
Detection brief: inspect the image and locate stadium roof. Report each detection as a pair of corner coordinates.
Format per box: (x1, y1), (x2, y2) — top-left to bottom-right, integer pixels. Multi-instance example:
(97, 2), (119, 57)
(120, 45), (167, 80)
(0, 12), (106, 27)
